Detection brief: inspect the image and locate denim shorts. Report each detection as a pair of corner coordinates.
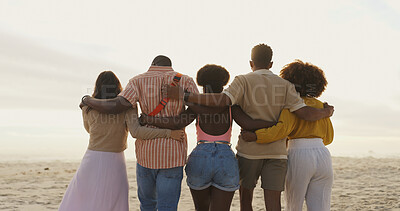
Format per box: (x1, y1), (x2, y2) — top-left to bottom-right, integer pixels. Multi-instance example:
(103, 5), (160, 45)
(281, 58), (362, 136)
(185, 142), (240, 192)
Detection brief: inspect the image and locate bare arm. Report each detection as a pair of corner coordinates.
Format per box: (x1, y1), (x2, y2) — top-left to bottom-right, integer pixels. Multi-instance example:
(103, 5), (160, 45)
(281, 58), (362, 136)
(231, 105), (276, 131)
(81, 106), (90, 133)
(140, 107), (197, 130)
(126, 107), (172, 139)
(293, 105), (334, 121)
(164, 85), (231, 107)
(82, 96), (132, 114)
(186, 93), (231, 107)
(186, 102), (228, 114)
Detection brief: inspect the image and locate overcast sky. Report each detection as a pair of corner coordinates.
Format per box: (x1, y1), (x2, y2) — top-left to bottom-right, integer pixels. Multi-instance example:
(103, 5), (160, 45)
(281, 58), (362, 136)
(0, 0), (399, 158)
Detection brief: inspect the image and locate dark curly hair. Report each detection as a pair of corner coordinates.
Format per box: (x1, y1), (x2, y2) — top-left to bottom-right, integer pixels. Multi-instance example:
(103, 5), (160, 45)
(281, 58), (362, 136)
(251, 44), (273, 68)
(196, 64), (230, 93)
(280, 60), (327, 98)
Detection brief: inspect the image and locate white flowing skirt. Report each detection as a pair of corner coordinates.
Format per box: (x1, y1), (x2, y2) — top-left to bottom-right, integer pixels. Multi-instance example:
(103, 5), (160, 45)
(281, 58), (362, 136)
(59, 149), (129, 211)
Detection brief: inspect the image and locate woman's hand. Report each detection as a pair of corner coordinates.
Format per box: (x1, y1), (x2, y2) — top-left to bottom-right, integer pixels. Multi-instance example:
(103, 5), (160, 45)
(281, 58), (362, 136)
(241, 130), (257, 142)
(171, 130), (185, 142)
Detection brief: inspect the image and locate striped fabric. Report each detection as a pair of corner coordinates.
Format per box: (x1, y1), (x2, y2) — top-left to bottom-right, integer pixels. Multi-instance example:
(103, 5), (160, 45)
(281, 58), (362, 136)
(119, 66), (199, 169)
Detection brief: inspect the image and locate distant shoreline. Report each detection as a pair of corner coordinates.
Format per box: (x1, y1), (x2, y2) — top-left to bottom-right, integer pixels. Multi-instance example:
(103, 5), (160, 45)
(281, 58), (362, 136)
(1, 157), (399, 210)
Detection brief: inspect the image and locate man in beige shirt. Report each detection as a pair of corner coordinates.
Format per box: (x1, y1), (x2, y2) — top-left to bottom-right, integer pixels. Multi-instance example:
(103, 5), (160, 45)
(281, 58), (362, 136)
(165, 44), (334, 211)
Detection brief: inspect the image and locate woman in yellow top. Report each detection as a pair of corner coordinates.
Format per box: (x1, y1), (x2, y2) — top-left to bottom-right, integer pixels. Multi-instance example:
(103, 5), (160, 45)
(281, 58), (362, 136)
(59, 71), (183, 211)
(242, 60), (334, 211)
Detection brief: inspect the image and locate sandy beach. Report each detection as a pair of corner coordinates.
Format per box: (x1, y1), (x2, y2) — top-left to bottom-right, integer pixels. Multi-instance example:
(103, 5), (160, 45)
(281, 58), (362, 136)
(1, 157), (399, 211)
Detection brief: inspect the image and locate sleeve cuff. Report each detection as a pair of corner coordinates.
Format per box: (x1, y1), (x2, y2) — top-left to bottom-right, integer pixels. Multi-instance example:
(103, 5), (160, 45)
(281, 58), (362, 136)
(118, 93), (135, 107)
(289, 103), (306, 113)
(222, 90), (236, 105)
(166, 129), (172, 138)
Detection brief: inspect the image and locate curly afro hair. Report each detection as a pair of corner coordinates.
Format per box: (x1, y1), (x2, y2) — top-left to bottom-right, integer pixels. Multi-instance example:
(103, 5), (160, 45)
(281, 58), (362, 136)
(196, 64), (230, 93)
(280, 60), (327, 98)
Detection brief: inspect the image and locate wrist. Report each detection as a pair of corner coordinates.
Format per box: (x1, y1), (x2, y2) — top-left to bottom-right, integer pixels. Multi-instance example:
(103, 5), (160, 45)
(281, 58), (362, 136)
(82, 95), (90, 104)
(166, 130), (172, 138)
(183, 90), (190, 102)
(324, 108), (330, 117)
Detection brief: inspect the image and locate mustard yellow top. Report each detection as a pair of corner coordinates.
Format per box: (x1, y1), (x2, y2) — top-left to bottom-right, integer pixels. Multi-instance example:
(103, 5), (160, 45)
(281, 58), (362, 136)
(255, 97), (334, 145)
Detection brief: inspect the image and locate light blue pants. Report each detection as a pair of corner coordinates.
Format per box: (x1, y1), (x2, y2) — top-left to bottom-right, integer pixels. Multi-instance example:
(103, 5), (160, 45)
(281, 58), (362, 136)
(136, 163), (183, 211)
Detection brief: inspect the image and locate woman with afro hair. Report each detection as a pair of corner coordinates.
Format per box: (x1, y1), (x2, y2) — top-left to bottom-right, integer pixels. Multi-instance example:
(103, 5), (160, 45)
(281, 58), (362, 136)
(242, 60), (334, 211)
(141, 64), (276, 211)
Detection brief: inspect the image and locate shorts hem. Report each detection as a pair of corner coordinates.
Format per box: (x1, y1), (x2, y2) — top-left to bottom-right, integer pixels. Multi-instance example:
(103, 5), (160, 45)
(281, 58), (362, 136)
(212, 184), (240, 192)
(261, 185), (285, 192)
(236, 152), (287, 160)
(187, 182), (212, 191)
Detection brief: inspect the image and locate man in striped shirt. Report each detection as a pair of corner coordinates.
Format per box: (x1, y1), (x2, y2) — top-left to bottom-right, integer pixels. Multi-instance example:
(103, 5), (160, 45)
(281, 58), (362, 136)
(82, 55), (199, 211)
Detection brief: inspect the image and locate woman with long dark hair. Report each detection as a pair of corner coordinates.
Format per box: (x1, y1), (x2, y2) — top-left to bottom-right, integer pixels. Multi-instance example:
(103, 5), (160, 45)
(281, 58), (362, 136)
(59, 71), (184, 211)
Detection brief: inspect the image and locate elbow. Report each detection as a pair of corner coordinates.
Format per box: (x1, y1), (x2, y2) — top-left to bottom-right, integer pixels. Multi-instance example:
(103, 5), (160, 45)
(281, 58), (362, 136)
(172, 124), (186, 130)
(129, 130), (139, 139)
(240, 126), (253, 131)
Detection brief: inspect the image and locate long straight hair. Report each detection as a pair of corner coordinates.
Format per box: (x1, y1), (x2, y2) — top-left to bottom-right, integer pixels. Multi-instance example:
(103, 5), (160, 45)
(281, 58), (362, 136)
(87, 71), (122, 113)
(92, 71), (122, 99)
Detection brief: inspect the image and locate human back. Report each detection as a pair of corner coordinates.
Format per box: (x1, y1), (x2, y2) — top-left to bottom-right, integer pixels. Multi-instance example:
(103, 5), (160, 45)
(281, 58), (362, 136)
(118, 55), (199, 169)
(230, 71), (300, 122)
(81, 71), (130, 153)
(127, 69), (196, 117)
(222, 44), (305, 159)
(287, 97), (334, 145)
(225, 64), (305, 159)
(83, 107), (129, 153)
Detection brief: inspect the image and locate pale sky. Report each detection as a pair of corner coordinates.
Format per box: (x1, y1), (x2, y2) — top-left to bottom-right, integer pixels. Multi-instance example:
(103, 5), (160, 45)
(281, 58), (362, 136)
(0, 0), (399, 159)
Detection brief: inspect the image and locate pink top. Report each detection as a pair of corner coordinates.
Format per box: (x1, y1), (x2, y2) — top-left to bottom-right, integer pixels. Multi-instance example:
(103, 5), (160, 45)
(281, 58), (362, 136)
(196, 107), (233, 142)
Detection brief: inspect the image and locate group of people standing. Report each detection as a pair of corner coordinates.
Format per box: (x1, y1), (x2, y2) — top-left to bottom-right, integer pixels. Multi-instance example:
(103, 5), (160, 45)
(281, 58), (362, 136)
(58, 43), (335, 211)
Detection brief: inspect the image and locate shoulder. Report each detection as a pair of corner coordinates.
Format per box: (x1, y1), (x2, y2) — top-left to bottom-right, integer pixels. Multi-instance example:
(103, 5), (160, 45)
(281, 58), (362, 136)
(230, 74), (247, 84)
(124, 106), (138, 115)
(130, 71), (160, 81)
(171, 71), (194, 81)
(82, 106), (99, 118)
(175, 72), (197, 89)
(81, 105), (89, 113)
(303, 98), (324, 108)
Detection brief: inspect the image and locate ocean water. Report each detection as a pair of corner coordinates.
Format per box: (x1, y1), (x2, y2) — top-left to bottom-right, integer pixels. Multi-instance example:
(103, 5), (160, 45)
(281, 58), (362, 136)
(0, 109), (399, 162)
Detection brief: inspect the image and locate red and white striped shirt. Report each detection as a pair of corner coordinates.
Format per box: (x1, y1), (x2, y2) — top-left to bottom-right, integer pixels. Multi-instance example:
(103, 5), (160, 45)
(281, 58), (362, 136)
(119, 66), (199, 169)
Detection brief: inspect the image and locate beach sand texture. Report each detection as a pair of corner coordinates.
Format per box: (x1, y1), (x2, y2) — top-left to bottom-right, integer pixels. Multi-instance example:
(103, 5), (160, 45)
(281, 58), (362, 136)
(1, 157), (399, 211)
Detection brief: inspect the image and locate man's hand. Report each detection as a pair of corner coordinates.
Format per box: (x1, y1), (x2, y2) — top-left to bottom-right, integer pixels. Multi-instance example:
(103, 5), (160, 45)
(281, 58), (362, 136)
(139, 113), (147, 126)
(171, 130), (185, 142)
(162, 84), (184, 100)
(79, 95), (90, 109)
(241, 130), (257, 142)
(323, 102), (334, 117)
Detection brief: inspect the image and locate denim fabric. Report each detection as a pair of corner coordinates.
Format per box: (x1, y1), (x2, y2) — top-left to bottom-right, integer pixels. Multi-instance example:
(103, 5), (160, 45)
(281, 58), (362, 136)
(136, 163), (183, 211)
(185, 143), (240, 192)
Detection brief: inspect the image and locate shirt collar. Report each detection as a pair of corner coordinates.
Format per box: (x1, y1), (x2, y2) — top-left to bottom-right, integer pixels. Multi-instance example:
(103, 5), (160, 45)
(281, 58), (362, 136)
(148, 65), (174, 72)
(253, 69), (274, 75)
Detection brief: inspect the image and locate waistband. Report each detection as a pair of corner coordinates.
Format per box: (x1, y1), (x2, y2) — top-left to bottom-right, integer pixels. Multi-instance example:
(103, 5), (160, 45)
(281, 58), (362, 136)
(287, 138), (325, 149)
(197, 140), (231, 146)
